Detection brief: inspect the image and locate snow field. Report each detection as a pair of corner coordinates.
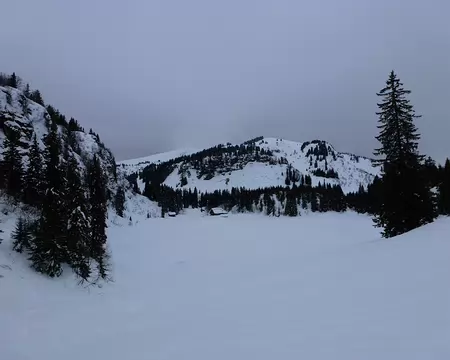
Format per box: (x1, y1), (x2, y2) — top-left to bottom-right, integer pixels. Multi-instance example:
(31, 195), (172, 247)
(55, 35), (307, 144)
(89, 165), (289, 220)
(1, 212), (449, 360)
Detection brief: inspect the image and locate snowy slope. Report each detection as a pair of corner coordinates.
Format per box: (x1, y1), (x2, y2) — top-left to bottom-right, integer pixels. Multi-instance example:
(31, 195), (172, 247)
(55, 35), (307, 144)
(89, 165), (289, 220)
(0, 86), (48, 160)
(0, 85), (158, 218)
(122, 137), (381, 194)
(0, 85), (112, 176)
(259, 137), (379, 192)
(118, 148), (199, 175)
(1, 212), (449, 359)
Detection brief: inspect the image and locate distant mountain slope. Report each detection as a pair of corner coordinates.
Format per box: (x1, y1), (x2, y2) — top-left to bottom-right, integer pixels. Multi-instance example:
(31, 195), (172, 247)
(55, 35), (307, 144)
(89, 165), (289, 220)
(256, 137), (379, 193)
(118, 148), (199, 175)
(122, 136), (380, 194)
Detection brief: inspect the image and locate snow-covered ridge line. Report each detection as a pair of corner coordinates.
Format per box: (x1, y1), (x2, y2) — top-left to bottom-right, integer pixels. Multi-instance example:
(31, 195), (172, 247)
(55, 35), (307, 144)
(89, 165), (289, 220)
(121, 136), (381, 194)
(118, 148), (200, 175)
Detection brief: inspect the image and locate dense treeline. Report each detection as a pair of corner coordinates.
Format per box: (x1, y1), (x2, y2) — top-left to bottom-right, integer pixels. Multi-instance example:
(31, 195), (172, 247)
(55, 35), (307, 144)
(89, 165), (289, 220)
(141, 157), (450, 221)
(347, 158), (450, 218)
(0, 72), (111, 281)
(143, 180), (346, 217)
(136, 139), (351, 217)
(302, 140), (337, 161)
(242, 135), (264, 145)
(311, 168), (339, 179)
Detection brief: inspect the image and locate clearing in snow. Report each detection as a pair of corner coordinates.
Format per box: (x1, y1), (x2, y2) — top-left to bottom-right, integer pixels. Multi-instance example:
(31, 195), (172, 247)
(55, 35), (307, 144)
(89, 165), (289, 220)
(1, 212), (449, 359)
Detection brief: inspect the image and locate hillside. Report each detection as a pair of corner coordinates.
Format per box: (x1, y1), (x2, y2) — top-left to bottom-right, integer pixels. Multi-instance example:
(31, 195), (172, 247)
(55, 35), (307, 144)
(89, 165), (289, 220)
(120, 136), (380, 195)
(0, 83), (156, 221)
(2, 212), (449, 359)
(0, 77), (159, 281)
(119, 148), (200, 175)
(0, 86), (115, 183)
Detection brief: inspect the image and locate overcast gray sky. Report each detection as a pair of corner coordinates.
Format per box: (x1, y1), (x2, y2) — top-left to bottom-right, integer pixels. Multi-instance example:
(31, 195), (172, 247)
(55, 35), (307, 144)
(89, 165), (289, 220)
(1, 0), (449, 162)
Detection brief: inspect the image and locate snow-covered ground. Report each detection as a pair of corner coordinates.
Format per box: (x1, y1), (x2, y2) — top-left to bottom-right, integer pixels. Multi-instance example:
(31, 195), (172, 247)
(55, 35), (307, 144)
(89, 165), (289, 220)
(1, 212), (449, 360)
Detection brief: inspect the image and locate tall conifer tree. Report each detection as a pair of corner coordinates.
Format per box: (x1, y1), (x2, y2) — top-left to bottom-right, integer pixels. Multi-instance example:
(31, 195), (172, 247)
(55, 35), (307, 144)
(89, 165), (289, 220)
(438, 159), (450, 215)
(88, 155), (109, 279)
(114, 186), (126, 217)
(373, 71), (436, 237)
(66, 155), (91, 280)
(12, 217), (32, 253)
(29, 122), (66, 277)
(3, 130), (23, 201)
(24, 134), (43, 207)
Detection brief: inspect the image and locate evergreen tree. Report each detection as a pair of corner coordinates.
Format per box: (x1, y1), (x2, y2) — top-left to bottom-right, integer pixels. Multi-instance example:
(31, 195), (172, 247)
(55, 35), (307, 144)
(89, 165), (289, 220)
(88, 155), (109, 280)
(23, 134), (44, 206)
(8, 72), (18, 88)
(12, 217), (32, 253)
(68, 118), (83, 132)
(30, 90), (44, 105)
(192, 187), (199, 208)
(301, 194), (308, 210)
(285, 169), (291, 186)
(373, 71), (436, 237)
(66, 155), (91, 281)
(29, 122), (66, 277)
(24, 83), (31, 98)
(438, 159), (450, 215)
(310, 192), (319, 212)
(284, 193), (298, 216)
(2, 131), (23, 201)
(114, 186), (126, 217)
(423, 156), (439, 187)
(266, 196), (275, 216)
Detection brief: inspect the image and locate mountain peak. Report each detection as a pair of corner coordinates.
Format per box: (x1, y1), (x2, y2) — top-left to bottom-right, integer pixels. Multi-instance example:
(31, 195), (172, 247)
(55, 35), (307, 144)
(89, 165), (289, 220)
(120, 136), (380, 195)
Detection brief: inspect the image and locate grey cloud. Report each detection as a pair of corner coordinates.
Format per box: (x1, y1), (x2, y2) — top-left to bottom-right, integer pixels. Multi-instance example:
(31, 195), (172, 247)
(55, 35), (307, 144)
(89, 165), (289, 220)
(1, 0), (449, 162)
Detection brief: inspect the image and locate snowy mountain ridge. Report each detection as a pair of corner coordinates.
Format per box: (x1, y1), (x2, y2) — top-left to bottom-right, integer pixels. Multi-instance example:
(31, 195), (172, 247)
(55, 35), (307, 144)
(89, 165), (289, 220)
(120, 136), (381, 194)
(118, 148), (200, 175)
(0, 84), (158, 222)
(0, 85), (114, 183)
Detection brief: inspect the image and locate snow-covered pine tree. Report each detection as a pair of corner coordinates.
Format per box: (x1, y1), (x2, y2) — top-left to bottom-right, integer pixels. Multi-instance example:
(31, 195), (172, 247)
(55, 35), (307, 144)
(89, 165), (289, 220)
(266, 196), (275, 216)
(114, 186), (126, 217)
(2, 130), (23, 202)
(373, 71), (436, 237)
(88, 155), (109, 280)
(66, 154), (91, 281)
(12, 217), (32, 253)
(30, 89), (44, 106)
(23, 83), (31, 98)
(23, 134), (44, 207)
(29, 122), (66, 277)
